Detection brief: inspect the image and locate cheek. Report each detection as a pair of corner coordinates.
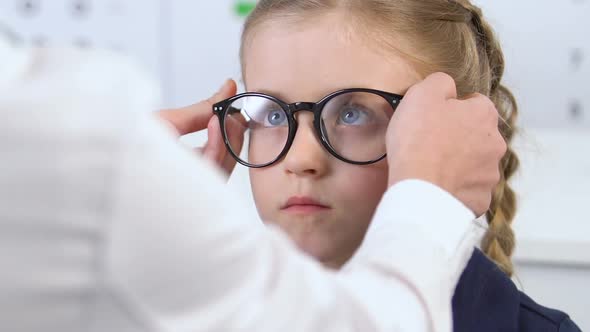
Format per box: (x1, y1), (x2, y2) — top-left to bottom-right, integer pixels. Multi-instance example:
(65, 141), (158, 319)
(337, 162), (389, 213)
(249, 169), (278, 220)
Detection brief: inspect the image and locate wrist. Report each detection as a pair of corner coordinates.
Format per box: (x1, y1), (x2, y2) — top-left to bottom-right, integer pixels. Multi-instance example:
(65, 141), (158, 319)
(388, 165), (452, 194)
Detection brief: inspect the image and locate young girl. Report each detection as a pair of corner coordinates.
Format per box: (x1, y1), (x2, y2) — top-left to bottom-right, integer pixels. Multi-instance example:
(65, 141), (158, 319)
(172, 0), (581, 331)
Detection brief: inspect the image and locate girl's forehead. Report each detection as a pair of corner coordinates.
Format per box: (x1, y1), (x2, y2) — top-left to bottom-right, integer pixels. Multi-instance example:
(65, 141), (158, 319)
(242, 19), (420, 102)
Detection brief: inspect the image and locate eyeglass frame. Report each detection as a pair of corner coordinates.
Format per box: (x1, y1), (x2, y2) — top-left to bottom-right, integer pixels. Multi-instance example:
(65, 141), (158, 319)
(212, 88), (404, 168)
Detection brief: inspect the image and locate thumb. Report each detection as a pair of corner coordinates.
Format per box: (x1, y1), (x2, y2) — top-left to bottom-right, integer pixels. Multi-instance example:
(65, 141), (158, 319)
(159, 79), (237, 136)
(207, 78), (238, 106)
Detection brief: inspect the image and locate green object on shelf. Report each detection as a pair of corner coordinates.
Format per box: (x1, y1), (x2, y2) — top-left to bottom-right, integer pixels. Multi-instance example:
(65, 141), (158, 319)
(234, 1), (257, 17)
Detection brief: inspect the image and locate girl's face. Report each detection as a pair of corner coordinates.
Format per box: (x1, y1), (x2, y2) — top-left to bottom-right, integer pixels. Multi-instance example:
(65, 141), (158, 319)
(242, 12), (421, 268)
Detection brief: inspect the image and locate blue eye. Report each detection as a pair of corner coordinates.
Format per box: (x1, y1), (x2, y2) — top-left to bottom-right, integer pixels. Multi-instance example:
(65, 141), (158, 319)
(341, 109), (360, 124)
(338, 106), (368, 125)
(265, 109), (287, 127)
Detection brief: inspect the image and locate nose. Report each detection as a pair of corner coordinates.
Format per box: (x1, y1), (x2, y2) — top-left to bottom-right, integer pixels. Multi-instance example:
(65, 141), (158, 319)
(282, 112), (330, 177)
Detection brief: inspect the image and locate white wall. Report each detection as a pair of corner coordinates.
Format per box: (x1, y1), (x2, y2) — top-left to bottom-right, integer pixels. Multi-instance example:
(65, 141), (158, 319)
(473, 4), (590, 329)
(1, 0), (589, 329)
(514, 262), (590, 330)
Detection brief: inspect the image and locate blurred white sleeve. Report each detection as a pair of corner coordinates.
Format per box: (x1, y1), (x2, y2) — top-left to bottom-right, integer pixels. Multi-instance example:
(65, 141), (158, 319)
(107, 111), (479, 332)
(0, 40), (478, 332)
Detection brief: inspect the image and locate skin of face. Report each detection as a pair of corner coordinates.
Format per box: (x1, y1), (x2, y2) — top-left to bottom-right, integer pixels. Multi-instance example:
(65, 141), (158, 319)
(242, 12), (422, 268)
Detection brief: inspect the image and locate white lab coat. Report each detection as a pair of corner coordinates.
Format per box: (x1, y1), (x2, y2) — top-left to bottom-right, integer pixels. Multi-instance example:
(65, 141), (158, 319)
(0, 36), (479, 332)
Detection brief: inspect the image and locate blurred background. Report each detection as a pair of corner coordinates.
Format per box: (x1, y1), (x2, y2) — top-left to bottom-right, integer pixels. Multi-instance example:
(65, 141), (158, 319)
(0, 0), (588, 329)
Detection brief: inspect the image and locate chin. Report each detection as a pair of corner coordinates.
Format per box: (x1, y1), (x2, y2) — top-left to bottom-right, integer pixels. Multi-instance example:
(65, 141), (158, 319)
(294, 238), (345, 268)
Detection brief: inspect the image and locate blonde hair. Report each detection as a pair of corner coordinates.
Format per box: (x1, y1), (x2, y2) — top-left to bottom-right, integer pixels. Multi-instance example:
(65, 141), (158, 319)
(242, 0), (520, 276)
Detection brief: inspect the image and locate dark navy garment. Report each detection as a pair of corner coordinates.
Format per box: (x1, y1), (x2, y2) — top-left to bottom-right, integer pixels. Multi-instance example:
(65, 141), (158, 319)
(452, 249), (582, 332)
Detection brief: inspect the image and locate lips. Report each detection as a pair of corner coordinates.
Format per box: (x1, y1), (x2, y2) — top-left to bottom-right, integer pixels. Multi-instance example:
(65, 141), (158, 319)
(281, 196), (331, 213)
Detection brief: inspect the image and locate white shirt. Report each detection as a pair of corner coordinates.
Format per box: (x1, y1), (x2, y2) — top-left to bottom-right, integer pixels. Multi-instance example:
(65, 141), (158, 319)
(0, 39), (479, 332)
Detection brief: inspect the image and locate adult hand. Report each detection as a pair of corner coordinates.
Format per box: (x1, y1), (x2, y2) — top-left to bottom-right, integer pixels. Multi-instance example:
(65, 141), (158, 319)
(386, 72), (507, 216)
(158, 79), (245, 178)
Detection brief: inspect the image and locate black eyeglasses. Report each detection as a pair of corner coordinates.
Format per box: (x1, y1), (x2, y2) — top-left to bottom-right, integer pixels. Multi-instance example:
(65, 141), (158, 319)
(212, 88), (403, 168)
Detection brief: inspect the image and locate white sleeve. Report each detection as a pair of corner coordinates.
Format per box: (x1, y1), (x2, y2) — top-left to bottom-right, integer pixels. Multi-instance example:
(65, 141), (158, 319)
(348, 180), (479, 331)
(106, 113), (479, 332)
(0, 41), (477, 332)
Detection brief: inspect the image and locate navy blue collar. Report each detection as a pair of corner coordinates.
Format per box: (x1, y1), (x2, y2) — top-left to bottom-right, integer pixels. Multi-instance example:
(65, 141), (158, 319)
(452, 249), (580, 332)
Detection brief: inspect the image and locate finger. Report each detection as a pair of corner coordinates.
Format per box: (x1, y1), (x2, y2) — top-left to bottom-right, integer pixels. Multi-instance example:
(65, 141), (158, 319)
(194, 146), (205, 155)
(461, 92), (495, 111)
(225, 113), (246, 155)
(159, 79), (238, 136)
(223, 122), (245, 174)
(498, 135), (508, 159)
(203, 115), (226, 165)
(221, 152), (239, 177)
(206, 79), (238, 108)
(467, 95), (500, 134)
(419, 72), (458, 100)
(220, 115), (247, 174)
